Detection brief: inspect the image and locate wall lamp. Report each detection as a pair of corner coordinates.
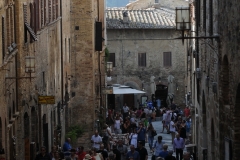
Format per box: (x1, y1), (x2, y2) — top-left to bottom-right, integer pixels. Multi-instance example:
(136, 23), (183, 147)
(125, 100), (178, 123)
(175, 7), (219, 44)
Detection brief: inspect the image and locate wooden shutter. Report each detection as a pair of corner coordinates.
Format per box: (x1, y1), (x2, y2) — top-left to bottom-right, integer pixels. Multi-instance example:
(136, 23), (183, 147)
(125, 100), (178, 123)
(138, 53), (146, 67)
(25, 138), (30, 160)
(44, 0), (47, 24)
(52, 0), (55, 20)
(6, 8), (10, 46)
(163, 52), (172, 67)
(109, 53), (115, 67)
(2, 16), (5, 60)
(41, 0), (44, 26)
(34, 0), (40, 31)
(55, 0), (58, 18)
(48, 0), (51, 22)
(203, 0), (206, 31)
(209, 0), (213, 36)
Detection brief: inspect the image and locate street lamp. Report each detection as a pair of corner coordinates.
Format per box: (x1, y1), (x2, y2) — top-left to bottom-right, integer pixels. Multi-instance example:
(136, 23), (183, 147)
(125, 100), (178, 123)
(175, 7), (219, 43)
(176, 7), (191, 44)
(25, 56), (35, 81)
(106, 62), (113, 82)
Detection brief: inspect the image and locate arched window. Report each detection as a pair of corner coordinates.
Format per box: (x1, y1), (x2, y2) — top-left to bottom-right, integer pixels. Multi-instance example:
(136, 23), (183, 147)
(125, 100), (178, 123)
(222, 55), (229, 104)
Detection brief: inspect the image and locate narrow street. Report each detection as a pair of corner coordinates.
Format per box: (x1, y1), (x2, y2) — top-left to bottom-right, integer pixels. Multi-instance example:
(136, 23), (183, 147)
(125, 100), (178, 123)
(145, 118), (174, 159)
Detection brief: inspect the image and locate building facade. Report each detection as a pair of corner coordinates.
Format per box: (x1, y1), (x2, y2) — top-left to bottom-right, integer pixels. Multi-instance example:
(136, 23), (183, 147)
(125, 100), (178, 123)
(188, 0), (240, 159)
(68, 0), (106, 148)
(106, 8), (187, 110)
(0, 0), (71, 159)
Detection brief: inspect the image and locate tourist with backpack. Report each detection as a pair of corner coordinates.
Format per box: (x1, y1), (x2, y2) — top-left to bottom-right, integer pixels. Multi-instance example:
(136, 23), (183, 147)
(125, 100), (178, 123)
(151, 136), (165, 160)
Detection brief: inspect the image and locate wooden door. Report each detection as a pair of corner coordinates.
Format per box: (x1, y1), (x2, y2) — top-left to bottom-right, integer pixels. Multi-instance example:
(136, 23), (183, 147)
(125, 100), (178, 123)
(25, 138), (30, 160)
(123, 94), (134, 109)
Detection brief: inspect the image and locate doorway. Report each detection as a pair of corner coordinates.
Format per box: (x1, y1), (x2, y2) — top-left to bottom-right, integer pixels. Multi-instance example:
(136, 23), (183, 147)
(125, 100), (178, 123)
(123, 94), (134, 109)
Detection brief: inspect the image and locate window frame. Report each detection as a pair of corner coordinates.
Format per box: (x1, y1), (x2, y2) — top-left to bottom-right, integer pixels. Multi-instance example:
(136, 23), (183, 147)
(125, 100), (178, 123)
(163, 52), (172, 67)
(138, 53), (146, 67)
(108, 53), (115, 67)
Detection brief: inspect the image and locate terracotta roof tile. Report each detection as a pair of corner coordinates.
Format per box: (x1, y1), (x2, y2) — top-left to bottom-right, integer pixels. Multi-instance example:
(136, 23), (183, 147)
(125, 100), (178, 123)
(106, 8), (176, 29)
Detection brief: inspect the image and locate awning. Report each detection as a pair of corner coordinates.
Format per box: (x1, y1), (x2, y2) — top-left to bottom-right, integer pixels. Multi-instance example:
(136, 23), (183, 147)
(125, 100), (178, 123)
(112, 85), (146, 94)
(25, 23), (38, 41)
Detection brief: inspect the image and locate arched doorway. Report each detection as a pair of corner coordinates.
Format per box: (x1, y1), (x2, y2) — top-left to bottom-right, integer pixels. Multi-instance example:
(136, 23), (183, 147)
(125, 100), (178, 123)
(155, 84), (168, 107)
(24, 112), (30, 160)
(30, 107), (37, 159)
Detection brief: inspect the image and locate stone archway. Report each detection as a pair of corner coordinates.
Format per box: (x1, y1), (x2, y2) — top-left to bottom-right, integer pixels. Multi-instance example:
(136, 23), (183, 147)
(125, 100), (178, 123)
(222, 55), (230, 105)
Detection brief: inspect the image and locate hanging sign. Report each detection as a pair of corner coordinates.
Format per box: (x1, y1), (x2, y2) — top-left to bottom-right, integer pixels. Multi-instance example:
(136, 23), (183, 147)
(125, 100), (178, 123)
(38, 96), (55, 104)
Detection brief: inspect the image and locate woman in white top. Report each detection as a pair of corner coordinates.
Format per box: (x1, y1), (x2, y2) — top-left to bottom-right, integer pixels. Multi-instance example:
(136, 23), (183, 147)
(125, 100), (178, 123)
(91, 148), (104, 160)
(129, 128), (138, 148)
(169, 117), (176, 144)
(114, 116), (122, 134)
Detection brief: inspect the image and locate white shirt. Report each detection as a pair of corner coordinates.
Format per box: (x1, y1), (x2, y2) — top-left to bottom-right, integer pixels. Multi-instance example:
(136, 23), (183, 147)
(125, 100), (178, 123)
(162, 113), (167, 121)
(115, 120), (121, 129)
(91, 135), (102, 149)
(123, 106), (129, 113)
(170, 121), (176, 132)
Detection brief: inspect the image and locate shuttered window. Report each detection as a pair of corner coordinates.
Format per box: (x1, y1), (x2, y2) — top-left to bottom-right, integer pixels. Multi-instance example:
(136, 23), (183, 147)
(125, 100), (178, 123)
(163, 52), (172, 67)
(55, 0), (58, 18)
(2, 16), (5, 60)
(209, 0), (213, 36)
(108, 53), (115, 67)
(44, 0), (47, 24)
(23, 4), (28, 43)
(6, 8), (10, 46)
(34, 0), (40, 31)
(48, 0), (52, 22)
(203, 0), (206, 32)
(138, 53), (146, 67)
(52, 0), (55, 20)
(41, 0), (44, 26)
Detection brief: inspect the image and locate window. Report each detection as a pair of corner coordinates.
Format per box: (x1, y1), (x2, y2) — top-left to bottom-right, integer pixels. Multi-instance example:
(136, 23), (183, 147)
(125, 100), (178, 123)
(34, 0), (40, 31)
(55, 0), (58, 18)
(138, 53), (146, 67)
(68, 38), (70, 63)
(155, 0), (159, 3)
(41, 0), (44, 26)
(23, 4), (28, 43)
(209, 0), (213, 36)
(203, 0), (206, 32)
(163, 52), (172, 67)
(48, 0), (52, 22)
(108, 53), (115, 67)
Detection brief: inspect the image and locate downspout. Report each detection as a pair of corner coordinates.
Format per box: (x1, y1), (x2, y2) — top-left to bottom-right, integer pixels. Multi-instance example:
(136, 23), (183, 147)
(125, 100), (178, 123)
(60, 0), (64, 144)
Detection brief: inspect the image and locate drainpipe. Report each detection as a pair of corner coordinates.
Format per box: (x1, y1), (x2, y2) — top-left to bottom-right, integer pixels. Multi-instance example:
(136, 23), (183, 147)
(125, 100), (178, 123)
(60, 0), (63, 145)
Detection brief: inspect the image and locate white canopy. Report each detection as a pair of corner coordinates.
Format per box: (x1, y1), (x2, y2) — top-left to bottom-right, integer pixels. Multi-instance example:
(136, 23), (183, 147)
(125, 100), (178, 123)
(112, 84), (146, 94)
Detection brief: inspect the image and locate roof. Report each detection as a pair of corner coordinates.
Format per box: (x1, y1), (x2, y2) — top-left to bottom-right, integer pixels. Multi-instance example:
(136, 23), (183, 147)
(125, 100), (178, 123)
(106, 8), (176, 29)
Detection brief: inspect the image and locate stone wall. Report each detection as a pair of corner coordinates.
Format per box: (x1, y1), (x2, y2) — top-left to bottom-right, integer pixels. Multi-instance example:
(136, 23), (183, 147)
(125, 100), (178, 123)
(107, 29), (187, 108)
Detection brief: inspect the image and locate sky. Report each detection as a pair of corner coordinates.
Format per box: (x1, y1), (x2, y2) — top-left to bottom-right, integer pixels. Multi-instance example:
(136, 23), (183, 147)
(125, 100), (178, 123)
(106, 0), (130, 7)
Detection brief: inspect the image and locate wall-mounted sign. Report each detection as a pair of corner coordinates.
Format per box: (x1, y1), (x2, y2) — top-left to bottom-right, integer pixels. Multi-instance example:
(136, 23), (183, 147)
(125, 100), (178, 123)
(38, 96), (55, 104)
(102, 88), (113, 94)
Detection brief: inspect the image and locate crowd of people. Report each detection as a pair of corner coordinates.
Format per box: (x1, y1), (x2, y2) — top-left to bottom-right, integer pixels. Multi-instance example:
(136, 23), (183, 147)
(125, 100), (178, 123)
(35, 102), (193, 160)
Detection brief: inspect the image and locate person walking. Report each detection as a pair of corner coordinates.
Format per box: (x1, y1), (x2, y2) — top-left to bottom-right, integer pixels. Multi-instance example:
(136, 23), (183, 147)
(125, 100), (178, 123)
(129, 128), (138, 149)
(63, 138), (72, 157)
(136, 141), (148, 160)
(35, 146), (51, 160)
(112, 144), (121, 160)
(114, 116), (122, 134)
(184, 106), (190, 120)
(122, 103), (130, 120)
(117, 139), (128, 160)
(147, 123), (155, 151)
(158, 144), (169, 159)
(137, 122), (147, 146)
(126, 145), (140, 160)
(151, 136), (165, 160)
(77, 146), (87, 160)
(91, 131), (102, 150)
(164, 150), (176, 160)
(173, 133), (185, 160)
(169, 117), (177, 144)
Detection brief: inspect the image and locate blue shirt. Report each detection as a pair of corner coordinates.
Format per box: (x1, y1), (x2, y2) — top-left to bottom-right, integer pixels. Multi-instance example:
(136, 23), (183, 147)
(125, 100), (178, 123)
(126, 151), (140, 160)
(153, 140), (165, 156)
(159, 151), (169, 158)
(156, 99), (161, 107)
(63, 141), (72, 157)
(137, 127), (146, 140)
(173, 138), (185, 150)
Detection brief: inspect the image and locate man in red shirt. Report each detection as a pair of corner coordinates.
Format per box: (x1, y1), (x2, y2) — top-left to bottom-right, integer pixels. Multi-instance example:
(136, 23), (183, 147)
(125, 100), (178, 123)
(184, 106), (190, 119)
(77, 146), (86, 160)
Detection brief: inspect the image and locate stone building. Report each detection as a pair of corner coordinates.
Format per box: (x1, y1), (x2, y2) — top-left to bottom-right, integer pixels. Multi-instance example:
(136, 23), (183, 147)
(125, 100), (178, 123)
(187, 0), (240, 159)
(67, 0), (106, 147)
(106, 8), (187, 110)
(0, 0), (71, 159)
